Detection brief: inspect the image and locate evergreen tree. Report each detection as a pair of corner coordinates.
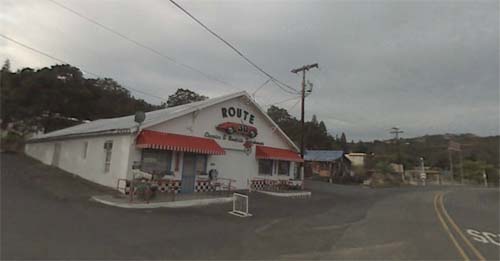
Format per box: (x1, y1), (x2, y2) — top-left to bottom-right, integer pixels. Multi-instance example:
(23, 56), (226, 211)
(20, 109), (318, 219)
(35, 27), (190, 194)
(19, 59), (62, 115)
(340, 132), (349, 152)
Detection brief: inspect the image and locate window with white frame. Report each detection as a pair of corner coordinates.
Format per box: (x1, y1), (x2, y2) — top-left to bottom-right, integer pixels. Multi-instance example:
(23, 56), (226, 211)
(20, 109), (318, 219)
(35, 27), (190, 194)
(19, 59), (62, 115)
(277, 161), (290, 176)
(258, 159), (273, 175)
(82, 141), (88, 159)
(103, 140), (113, 173)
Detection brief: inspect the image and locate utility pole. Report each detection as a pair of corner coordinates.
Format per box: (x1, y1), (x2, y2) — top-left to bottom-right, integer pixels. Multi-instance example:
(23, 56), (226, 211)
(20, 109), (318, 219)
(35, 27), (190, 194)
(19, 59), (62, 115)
(448, 140), (462, 184)
(291, 63), (318, 184)
(390, 127), (404, 164)
(390, 127), (404, 140)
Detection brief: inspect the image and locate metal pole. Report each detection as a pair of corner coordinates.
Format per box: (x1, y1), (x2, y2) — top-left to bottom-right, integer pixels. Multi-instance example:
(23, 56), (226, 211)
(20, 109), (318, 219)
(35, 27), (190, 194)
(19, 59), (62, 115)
(483, 169), (488, 187)
(420, 157), (426, 186)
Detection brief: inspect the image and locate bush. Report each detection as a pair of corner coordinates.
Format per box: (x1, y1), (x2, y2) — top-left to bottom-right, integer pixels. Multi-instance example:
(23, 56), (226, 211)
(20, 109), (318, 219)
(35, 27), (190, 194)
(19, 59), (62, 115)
(0, 131), (24, 152)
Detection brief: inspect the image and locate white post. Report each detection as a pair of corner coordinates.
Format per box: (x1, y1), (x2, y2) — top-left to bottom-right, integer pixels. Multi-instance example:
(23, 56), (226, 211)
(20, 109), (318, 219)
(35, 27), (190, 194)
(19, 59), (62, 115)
(300, 166), (305, 189)
(483, 169), (488, 187)
(420, 157), (426, 186)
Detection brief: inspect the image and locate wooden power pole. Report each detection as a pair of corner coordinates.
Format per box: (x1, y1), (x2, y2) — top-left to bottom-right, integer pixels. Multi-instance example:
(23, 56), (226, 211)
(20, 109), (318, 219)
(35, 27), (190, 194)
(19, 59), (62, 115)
(390, 127), (404, 164)
(291, 63), (319, 159)
(291, 63), (318, 184)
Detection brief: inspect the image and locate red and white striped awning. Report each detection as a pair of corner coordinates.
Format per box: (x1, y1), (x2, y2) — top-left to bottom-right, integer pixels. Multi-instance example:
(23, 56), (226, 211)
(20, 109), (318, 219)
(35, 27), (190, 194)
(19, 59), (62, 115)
(255, 145), (303, 162)
(136, 130), (225, 155)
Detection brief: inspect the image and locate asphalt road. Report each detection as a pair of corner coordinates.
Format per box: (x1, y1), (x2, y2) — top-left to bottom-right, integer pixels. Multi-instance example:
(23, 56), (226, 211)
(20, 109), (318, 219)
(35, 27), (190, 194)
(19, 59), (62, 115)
(1, 153), (499, 260)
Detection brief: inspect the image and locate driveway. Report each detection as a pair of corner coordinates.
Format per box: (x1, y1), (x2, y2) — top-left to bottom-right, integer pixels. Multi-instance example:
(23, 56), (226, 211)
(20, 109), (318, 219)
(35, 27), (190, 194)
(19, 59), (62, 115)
(1, 153), (499, 260)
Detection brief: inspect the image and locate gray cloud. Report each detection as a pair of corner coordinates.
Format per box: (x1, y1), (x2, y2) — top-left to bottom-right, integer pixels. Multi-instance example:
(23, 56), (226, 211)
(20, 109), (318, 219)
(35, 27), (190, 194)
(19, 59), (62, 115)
(1, 0), (498, 141)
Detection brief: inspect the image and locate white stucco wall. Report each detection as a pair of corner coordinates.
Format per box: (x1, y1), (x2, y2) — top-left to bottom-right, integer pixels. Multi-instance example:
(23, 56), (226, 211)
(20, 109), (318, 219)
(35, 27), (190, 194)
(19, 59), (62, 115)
(25, 141), (55, 165)
(143, 96), (299, 189)
(25, 134), (132, 188)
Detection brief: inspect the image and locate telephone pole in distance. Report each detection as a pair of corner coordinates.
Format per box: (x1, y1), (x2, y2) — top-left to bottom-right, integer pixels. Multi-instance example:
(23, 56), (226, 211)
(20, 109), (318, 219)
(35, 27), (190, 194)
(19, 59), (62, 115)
(291, 63), (319, 183)
(390, 127), (404, 164)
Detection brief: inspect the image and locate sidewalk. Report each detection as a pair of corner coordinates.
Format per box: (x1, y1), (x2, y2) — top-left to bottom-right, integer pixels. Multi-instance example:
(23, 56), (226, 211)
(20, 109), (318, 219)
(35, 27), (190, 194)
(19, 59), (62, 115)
(91, 193), (233, 208)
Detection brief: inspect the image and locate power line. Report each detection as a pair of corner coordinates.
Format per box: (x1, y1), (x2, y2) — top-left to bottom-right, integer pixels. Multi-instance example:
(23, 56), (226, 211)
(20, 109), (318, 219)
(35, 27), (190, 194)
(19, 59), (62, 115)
(287, 98), (301, 111)
(0, 34), (167, 101)
(251, 78), (271, 97)
(47, 0), (238, 92)
(264, 95), (301, 108)
(168, 0), (299, 95)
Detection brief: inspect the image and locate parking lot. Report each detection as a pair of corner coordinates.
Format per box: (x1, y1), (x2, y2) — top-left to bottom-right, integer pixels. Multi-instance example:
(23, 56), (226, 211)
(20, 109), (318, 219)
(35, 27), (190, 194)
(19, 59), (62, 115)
(1, 153), (498, 260)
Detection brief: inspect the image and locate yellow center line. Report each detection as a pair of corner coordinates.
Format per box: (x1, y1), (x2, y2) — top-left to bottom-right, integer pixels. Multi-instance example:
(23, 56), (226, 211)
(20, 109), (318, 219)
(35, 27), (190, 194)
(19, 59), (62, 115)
(439, 193), (487, 261)
(434, 192), (470, 261)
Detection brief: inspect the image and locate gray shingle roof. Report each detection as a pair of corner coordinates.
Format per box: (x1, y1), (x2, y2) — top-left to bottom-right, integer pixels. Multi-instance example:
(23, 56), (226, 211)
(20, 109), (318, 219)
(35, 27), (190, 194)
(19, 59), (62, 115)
(304, 150), (345, 162)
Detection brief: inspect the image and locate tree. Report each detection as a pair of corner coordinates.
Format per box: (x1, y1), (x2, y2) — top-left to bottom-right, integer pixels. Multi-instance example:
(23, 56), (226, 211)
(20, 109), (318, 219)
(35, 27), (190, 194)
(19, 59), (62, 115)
(340, 132), (349, 152)
(375, 161), (393, 174)
(311, 114), (318, 124)
(166, 88), (208, 107)
(267, 105), (294, 125)
(462, 160), (493, 183)
(1, 63), (163, 134)
(1, 59), (10, 72)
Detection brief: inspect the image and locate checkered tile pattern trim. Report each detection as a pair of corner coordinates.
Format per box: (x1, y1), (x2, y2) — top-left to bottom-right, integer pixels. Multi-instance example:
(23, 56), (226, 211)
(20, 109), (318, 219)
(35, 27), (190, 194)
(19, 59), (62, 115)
(249, 179), (277, 191)
(123, 180), (220, 194)
(195, 180), (217, 192)
(155, 180), (181, 194)
(249, 179), (302, 191)
(124, 180), (181, 194)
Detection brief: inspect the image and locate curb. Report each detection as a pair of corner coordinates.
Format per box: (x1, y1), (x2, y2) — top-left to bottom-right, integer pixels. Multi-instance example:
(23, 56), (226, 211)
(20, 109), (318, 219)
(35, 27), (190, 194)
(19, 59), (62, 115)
(256, 190), (312, 198)
(91, 196), (233, 209)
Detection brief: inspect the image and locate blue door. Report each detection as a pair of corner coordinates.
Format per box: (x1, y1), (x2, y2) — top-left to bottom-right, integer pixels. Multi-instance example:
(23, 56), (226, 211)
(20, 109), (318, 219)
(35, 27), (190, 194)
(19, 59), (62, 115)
(181, 153), (196, 193)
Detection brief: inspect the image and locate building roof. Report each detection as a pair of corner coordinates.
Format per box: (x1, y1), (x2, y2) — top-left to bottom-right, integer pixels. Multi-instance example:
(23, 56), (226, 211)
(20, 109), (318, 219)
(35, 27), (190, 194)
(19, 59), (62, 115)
(304, 150), (345, 162)
(346, 152), (366, 156)
(27, 91), (299, 151)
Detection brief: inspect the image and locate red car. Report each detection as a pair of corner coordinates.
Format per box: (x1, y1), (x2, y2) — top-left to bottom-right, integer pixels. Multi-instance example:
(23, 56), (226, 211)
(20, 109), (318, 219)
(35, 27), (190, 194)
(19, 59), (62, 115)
(216, 122), (258, 138)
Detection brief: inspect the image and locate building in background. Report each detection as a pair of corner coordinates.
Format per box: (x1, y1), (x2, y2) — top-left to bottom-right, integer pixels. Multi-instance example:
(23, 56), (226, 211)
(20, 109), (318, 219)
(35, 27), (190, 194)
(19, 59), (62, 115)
(304, 150), (351, 180)
(346, 152), (367, 167)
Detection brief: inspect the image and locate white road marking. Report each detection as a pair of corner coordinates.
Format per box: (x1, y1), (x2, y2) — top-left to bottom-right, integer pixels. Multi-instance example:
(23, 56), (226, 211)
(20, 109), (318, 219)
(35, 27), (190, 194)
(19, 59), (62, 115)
(466, 229), (500, 246)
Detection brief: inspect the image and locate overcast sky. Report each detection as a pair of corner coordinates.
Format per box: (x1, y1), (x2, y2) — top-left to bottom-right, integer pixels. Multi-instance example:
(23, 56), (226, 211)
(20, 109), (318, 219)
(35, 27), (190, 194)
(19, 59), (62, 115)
(1, 0), (498, 141)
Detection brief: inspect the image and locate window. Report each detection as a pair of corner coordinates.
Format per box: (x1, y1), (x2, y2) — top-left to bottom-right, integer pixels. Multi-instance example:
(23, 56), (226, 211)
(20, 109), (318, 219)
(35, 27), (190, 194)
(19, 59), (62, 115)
(258, 159), (273, 175)
(277, 161), (290, 176)
(195, 155), (207, 176)
(141, 149), (172, 176)
(82, 141), (88, 159)
(104, 140), (113, 173)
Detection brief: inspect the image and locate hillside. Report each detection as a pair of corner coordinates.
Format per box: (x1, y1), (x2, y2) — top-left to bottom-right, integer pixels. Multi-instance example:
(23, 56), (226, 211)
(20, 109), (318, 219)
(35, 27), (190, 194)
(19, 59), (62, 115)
(351, 134), (499, 169)
(1, 62), (163, 134)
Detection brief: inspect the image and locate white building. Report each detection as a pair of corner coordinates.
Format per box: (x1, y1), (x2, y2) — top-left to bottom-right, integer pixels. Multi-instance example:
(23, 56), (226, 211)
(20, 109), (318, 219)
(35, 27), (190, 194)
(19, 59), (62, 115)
(345, 153), (367, 167)
(25, 91), (303, 194)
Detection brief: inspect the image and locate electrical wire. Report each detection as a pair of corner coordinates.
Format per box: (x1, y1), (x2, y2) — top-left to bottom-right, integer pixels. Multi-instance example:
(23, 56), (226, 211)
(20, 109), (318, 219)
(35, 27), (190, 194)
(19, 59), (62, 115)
(251, 78), (271, 97)
(263, 95), (301, 108)
(0, 34), (167, 101)
(168, 0), (299, 95)
(47, 0), (239, 92)
(287, 98), (301, 111)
